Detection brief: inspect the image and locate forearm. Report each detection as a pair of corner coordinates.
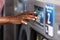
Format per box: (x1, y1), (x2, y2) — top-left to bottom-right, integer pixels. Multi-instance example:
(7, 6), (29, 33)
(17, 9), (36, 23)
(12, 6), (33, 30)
(0, 16), (9, 25)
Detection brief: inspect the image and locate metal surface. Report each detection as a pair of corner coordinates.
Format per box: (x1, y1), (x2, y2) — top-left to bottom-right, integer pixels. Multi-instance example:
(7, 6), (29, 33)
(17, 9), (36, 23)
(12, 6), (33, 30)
(18, 24), (30, 40)
(4, 0), (14, 40)
(3, 0), (60, 40)
(27, 0), (60, 40)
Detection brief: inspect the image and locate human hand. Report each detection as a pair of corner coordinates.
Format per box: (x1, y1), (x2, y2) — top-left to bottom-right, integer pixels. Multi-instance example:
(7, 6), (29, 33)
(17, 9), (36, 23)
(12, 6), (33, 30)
(9, 11), (37, 24)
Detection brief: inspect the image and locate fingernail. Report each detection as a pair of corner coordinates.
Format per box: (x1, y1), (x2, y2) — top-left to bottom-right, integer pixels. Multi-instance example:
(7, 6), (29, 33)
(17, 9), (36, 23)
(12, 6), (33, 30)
(35, 17), (37, 18)
(25, 22), (28, 25)
(22, 21), (27, 25)
(23, 22), (27, 25)
(34, 12), (36, 14)
(33, 19), (35, 20)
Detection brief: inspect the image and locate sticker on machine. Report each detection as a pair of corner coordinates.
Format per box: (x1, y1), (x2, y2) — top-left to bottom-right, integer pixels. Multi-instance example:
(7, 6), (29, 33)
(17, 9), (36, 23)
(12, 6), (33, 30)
(46, 25), (53, 37)
(34, 5), (44, 27)
(45, 4), (54, 37)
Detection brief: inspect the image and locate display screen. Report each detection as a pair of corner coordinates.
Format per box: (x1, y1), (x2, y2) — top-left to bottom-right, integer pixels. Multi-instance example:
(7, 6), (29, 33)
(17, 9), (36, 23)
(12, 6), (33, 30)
(34, 5), (44, 27)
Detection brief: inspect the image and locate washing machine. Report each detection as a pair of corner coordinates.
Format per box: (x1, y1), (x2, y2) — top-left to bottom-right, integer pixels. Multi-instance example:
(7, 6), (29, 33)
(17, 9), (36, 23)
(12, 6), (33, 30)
(26, 0), (60, 40)
(3, 0), (15, 40)
(2, 0), (31, 40)
(15, 0), (53, 40)
(14, 0), (31, 40)
(14, 0), (60, 40)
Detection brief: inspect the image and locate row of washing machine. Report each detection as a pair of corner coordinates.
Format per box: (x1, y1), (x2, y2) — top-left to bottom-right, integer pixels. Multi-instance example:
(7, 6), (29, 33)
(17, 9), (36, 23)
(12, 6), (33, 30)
(1, 0), (60, 40)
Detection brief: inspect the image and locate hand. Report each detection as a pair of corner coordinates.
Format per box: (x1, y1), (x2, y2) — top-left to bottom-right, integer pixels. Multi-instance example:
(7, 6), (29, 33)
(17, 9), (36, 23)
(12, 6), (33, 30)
(8, 11), (37, 24)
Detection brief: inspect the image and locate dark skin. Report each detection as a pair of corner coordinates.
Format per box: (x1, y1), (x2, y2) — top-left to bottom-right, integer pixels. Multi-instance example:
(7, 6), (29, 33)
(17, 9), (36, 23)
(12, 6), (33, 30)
(0, 11), (37, 25)
(0, 0), (37, 25)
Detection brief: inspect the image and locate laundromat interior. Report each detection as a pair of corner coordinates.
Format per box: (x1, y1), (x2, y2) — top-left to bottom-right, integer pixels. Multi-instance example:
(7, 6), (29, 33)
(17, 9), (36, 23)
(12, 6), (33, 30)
(0, 0), (60, 40)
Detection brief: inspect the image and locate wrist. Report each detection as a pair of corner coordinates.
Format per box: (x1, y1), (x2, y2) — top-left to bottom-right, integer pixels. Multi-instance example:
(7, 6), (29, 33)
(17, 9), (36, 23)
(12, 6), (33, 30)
(7, 18), (10, 23)
(6, 16), (10, 23)
(0, 17), (10, 24)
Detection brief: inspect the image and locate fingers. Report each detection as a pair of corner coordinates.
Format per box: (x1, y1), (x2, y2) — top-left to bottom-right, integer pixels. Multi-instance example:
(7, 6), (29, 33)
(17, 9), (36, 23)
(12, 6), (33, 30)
(16, 11), (35, 16)
(25, 18), (35, 20)
(25, 17), (37, 20)
(28, 15), (37, 18)
(21, 20), (28, 25)
(23, 15), (37, 20)
(21, 15), (37, 24)
(16, 11), (37, 18)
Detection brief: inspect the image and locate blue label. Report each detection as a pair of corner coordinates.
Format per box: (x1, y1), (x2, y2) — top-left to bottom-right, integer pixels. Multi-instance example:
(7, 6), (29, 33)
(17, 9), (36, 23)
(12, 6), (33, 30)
(34, 6), (44, 27)
(45, 4), (54, 26)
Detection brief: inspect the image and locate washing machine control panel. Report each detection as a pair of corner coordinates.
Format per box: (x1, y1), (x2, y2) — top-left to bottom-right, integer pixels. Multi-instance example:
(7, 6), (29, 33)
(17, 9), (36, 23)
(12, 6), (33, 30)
(34, 5), (44, 27)
(34, 4), (54, 37)
(45, 4), (54, 37)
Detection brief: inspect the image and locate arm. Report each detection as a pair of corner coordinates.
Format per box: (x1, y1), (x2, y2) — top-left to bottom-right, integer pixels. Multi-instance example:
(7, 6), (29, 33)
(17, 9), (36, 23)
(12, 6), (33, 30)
(0, 17), (9, 25)
(0, 11), (37, 25)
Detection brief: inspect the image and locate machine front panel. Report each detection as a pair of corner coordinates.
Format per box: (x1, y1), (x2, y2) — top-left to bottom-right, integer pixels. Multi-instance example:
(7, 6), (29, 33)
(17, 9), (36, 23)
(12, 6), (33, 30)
(34, 5), (44, 27)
